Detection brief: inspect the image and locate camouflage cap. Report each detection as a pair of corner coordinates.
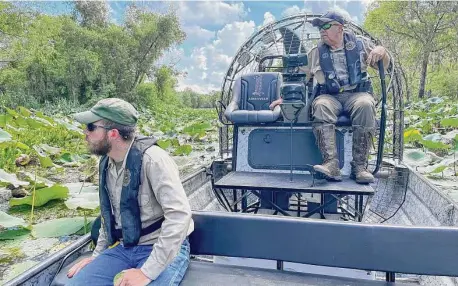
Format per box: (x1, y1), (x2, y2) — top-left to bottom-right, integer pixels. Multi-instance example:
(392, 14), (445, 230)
(72, 98), (139, 126)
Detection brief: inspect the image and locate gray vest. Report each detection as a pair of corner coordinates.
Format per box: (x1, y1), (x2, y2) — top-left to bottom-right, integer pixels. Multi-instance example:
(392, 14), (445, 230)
(99, 135), (163, 247)
(315, 32), (372, 96)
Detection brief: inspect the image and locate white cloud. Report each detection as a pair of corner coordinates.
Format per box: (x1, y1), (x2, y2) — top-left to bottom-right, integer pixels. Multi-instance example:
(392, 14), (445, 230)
(262, 12), (276, 26)
(281, 5), (311, 18)
(182, 26), (215, 45)
(175, 1), (247, 26)
(328, 6), (353, 23)
(213, 21), (255, 55)
(176, 20), (256, 93)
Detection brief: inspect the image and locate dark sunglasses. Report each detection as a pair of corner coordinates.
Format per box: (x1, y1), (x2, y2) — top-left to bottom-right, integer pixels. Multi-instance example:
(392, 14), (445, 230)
(319, 23), (336, 31)
(86, 123), (111, 132)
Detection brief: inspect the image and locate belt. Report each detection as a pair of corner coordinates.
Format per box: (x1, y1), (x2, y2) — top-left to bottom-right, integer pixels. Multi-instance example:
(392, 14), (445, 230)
(113, 216), (165, 242)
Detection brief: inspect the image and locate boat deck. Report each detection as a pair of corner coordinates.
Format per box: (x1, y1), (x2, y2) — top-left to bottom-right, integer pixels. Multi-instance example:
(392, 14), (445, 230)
(214, 171), (374, 195)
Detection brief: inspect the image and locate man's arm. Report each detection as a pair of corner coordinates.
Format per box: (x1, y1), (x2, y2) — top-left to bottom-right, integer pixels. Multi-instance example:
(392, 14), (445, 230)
(92, 218), (108, 257)
(67, 202), (109, 278)
(359, 36), (391, 71)
(140, 148), (192, 281)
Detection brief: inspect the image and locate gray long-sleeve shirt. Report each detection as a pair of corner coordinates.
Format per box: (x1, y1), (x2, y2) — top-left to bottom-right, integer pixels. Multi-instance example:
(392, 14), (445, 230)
(92, 142), (194, 280)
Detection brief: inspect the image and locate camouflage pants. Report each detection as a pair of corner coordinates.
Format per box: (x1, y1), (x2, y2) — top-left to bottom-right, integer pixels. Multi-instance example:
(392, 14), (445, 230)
(311, 92), (376, 128)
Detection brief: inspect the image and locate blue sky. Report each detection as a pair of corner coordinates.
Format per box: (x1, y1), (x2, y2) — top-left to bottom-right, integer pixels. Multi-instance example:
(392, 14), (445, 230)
(19, 1), (372, 93)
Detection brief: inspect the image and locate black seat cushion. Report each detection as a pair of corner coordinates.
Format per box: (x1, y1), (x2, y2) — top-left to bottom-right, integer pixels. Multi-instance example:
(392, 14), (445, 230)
(336, 115), (352, 126)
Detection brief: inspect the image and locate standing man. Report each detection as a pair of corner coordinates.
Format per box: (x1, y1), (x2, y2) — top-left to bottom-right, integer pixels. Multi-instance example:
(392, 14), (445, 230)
(66, 98), (193, 285)
(271, 11), (390, 184)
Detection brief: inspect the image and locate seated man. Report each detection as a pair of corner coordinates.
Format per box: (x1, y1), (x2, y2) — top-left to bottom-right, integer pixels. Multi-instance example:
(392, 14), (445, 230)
(67, 98), (193, 285)
(270, 10), (390, 184)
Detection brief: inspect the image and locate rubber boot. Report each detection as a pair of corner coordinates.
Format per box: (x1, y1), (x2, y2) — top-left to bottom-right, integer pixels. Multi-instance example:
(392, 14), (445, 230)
(350, 125), (375, 184)
(312, 124), (342, 181)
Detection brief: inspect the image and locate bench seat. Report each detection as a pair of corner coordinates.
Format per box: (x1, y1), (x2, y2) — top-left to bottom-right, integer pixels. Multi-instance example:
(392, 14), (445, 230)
(53, 253), (405, 286)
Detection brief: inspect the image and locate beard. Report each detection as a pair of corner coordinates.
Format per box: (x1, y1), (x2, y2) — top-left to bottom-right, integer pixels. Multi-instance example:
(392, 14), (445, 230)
(88, 134), (112, 156)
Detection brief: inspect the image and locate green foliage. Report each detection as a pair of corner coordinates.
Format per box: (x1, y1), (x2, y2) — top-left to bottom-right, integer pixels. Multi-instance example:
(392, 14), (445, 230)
(177, 88), (219, 109)
(0, 210), (27, 228)
(404, 95), (458, 177)
(426, 64), (458, 99)
(364, 1), (458, 100)
(0, 3), (185, 108)
(9, 184), (69, 207)
(0, 106), (86, 173)
(31, 217), (95, 238)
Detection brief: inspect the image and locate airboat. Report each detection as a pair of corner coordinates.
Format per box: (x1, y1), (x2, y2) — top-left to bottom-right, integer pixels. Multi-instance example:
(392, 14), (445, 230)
(5, 13), (458, 286)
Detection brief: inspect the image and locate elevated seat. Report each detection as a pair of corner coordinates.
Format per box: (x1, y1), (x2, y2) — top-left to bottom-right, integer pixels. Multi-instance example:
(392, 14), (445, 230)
(336, 114), (352, 126)
(224, 72), (283, 124)
(335, 115), (381, 127)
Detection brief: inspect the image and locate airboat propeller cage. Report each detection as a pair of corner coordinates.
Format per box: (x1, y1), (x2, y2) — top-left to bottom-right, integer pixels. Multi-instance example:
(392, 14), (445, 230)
(219, 13), (404, 165)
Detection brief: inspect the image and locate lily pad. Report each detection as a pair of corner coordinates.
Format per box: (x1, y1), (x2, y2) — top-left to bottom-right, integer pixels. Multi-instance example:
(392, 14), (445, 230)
(157, 139), (171, 149)
(35, 111), (55, 125)
(423, 133), (442, 142)
(18, 171), (55, 189)
(0, 128), (12, 142)
(403, 149), (432, 167)
(39, 144), (61, 155)
(64, 183), (99, 210)
(3, 261), (38, 282)
(33, 145), (55, 168)
(421, 139), (450, 150)
(26, 117), (48, 129)
(427, 97), (443, 104)
(0, 114), (12, 128)
(430, 165), (448, 174)
(18, 106), (31, 117)
(0, 169), (30, 188)
(54, 118), (83, 133)
(441, 118), (458, 128)
(173, 144), (193, 156)
(10, 184), (69, 207)
(0, 226), (31, 240)
(32, 217), (92, 238)
(0, 211), (27, 228)
(183, 122), (212, 138)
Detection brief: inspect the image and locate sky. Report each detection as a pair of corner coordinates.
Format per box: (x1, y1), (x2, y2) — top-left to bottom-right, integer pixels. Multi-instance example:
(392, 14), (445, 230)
(21, 0), (374, 94)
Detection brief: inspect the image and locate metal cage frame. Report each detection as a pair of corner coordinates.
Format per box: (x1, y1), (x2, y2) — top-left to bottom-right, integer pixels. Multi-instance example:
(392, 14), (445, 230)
(216, 13), (404, 164)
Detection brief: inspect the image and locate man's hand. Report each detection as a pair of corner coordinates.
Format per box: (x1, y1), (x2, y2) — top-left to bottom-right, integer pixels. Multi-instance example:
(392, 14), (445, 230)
(269, 98), (283, 110)
(115, 269), (152, 286)
(367, 46), (386, 66)
(67, 257), (95, 278)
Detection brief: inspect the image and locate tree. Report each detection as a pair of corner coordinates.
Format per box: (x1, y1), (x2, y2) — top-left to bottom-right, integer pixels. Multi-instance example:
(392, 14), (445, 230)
(153, 65), (178, 101)
(0, 3), (186, 108)
(365, 1), (458, 98)
(124, 5), (185, 91)
(73, 0), (109, 28)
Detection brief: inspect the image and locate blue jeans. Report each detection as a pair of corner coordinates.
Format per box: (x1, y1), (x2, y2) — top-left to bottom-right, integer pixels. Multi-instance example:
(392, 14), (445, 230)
(67, 238), (190, 286)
